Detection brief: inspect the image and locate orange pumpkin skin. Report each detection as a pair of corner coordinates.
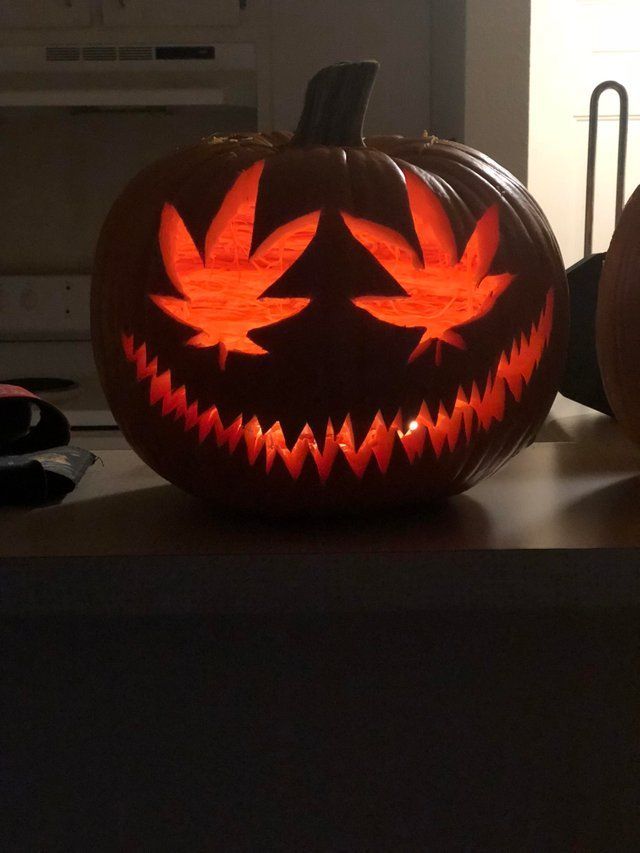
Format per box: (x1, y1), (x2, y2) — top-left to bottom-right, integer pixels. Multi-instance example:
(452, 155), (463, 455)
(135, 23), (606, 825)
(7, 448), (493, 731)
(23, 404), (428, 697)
(92, 63), (568, 514)
(597, 184), (640, 444)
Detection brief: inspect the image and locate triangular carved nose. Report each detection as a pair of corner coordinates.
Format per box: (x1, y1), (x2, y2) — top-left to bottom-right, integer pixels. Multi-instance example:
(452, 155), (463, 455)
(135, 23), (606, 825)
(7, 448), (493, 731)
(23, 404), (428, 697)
(259, 208), (410, 301)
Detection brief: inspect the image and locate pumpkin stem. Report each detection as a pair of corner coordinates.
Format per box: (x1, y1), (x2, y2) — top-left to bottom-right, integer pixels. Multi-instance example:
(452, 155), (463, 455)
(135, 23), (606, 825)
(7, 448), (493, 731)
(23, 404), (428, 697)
(290, 60), (379, 148)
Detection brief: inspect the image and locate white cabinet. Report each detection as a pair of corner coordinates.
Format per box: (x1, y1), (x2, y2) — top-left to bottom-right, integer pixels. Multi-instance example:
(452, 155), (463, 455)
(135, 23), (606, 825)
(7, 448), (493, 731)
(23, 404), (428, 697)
(0, 0), (91, 29)
(101, 0), (240, 28)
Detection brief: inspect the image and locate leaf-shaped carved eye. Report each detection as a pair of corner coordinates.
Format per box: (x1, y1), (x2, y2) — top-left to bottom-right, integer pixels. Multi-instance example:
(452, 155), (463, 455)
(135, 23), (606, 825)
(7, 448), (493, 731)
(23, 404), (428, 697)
(152, 160), (320, 369)
(344, 168), (516, 364)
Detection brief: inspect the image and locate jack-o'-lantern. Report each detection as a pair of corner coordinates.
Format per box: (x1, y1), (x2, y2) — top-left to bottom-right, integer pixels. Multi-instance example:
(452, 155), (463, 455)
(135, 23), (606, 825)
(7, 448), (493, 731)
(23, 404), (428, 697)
(92, 61), (568, 514)
(597, 183), (640, 444)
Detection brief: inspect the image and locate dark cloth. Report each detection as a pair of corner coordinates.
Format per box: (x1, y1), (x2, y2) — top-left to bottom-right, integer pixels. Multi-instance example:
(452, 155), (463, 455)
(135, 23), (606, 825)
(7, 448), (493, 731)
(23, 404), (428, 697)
(0, 384), (95, 505)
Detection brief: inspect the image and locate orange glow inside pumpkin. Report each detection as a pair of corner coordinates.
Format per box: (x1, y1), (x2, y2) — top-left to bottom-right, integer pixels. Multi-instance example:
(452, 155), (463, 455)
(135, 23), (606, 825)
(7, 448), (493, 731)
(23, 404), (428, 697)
(346, 170), (515, 364)
(152, 162), (515, 370)
(154, 160), (317, 368)
(123, 289), (553, 482)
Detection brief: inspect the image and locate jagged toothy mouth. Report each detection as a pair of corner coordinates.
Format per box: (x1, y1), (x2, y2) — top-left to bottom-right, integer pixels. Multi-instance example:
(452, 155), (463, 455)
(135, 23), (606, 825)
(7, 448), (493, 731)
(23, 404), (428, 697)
(122, 289), (553, 483)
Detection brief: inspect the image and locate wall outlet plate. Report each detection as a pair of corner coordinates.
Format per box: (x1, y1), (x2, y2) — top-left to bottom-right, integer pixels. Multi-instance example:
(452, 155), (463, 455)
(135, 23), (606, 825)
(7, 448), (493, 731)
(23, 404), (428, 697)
(0, 275), (90, 341)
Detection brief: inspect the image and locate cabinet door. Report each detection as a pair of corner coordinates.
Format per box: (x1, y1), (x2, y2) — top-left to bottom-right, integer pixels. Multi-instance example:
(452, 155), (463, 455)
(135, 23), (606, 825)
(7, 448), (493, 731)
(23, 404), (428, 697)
(102, 0), (239, 28)
(0, 0), (91, 29)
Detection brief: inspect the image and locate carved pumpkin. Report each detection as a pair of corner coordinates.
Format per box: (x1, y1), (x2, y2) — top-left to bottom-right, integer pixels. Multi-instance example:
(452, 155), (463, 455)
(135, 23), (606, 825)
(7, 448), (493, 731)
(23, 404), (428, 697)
(597, 184), (640, 444)
(92, 61), (568, 514)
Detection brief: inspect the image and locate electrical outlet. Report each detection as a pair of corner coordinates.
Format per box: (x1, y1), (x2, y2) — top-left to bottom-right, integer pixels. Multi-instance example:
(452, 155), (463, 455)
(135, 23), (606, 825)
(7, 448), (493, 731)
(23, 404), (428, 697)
(0, 276), (90, 341)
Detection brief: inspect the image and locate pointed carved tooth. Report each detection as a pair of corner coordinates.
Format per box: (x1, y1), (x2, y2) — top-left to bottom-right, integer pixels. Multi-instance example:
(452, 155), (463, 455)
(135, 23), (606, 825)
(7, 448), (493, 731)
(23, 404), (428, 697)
(162, 385), (186, 418)
(337, 415), (374, 477)
(174, 388), (189, 421)
(419, 398), (439, 427)
(399, 430), (416, 464)
(370, 414), (397, 474)
(435, 400), (450, 428)
(460, 378), (477, 410)
(226, 417), (244, 453)
(122, 333), (135, 361)
(495, 351), (510, 382)
(139, 355), (157, 382)
(424, 403), (452, 458)
(130, 340), (147, 372)
(487, 374), (505, 425)
(264, 446), (277, 474)
(243, 416), (263, 465)
(198, 406), (218, 443)
(530, 318), (539, 345)
(435, 400), (464, 452)
(314, 418), (334, 455)
(509, 335), (520, 365)
(149, 369), (171, 406)
(336, 415), (355, 452)
(264, 438), (282, 475)
(440, 386), (459, 420)
(426, 420), (447, 458)
(281, 438), (310, 480)
(380, 404), (402, 432)
(184, 401), (199, 432)
(446, 408), (464, 451)
(311, 425), (340, 482)
(462, 405), (475, 443)
(522, 351), (536, 383)
(488, 357), (501, 395)
(295, 422), (316, 446)
(415, 426), (428, 460)
(269, 412), (309, 447)
(536, 304), (545, 332)
(503, 369), (523, 402)
(477, 373), (494, 431)
(456, 384), (469, 406)
(214, 411), (242, 451)
(346, 448), (374, 478)
(351, 414), (376, 450)
(390, 410), (403, 434)
(348, 441), (375, 478)
(274, 425), (312, 480)
(468, 381), (482, 412)
(483, 367), (494, 398)
(261, 421), (284, 474)
(400, 418), (426, 462)
(297, 419), (328, 456)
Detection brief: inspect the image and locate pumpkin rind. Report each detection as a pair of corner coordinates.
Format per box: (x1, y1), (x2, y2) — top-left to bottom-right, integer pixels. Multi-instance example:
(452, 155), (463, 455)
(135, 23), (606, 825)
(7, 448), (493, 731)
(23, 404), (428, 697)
(597, 184), (640, 443)
(91, 65), (568, 514)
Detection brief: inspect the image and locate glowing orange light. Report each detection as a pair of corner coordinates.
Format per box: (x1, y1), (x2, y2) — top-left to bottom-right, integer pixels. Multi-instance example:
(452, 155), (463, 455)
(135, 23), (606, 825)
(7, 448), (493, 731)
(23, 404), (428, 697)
(153, 161), (517, 372)
(122, 289), (553, 482)
(346, 169), (515, 364)
(152, 160), (317, 369)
